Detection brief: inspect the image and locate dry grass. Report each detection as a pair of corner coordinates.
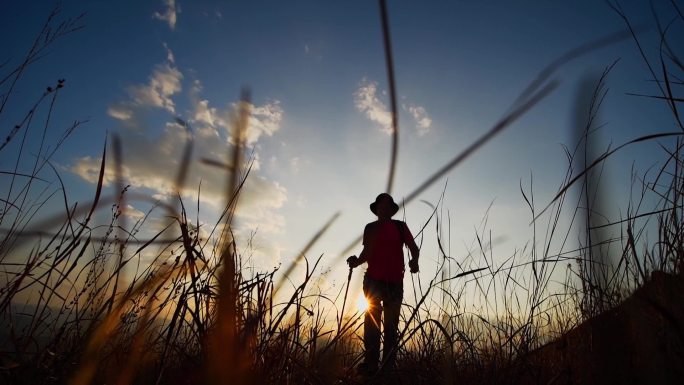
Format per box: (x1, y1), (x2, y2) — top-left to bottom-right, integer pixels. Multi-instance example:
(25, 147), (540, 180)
(1, 3), (684, 385)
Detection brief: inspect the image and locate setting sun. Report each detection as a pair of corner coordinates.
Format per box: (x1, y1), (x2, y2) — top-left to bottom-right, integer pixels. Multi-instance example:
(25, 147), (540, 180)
(357, 294), (370, 313)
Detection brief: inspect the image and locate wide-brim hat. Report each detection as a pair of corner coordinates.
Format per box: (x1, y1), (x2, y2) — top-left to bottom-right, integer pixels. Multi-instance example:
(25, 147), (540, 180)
(370, 193), (399, 216)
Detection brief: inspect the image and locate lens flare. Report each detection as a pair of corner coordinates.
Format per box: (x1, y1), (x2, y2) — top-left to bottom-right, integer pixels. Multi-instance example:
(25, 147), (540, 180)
(357, 294), (369, 313)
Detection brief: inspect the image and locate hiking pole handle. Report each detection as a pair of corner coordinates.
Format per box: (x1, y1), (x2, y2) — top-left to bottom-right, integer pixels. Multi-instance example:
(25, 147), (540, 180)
(346, 255), (359, 269)
(339, 258), (355, 333)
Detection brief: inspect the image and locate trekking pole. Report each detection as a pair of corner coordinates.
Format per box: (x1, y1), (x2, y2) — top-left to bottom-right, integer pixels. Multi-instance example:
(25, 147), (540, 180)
(338, 261), (354, 333)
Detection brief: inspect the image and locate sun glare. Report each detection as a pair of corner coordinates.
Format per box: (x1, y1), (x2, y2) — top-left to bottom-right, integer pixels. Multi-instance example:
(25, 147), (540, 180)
(357, 294), (369, 313)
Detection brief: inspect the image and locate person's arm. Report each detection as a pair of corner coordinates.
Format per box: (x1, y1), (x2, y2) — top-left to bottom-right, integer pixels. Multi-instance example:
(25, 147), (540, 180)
(403, 223), (420, 273)
(348, 225), (371, 269)
(356, 245), (369, 265)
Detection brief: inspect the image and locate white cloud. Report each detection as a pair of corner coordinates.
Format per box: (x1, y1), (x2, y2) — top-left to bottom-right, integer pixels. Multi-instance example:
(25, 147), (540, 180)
(193, 99), (218, 127)
(122, 204), (146, 220)
(354, 78), (393, 135)
(247, 100), (283, 145)
(190, 81), (283, 147)
(152, 193), (168, 202)
(163, 42), (175, 64)
(76, 65), (287, 241)
(189, 80), (219, 127)
(244, 101), (284, 145)
(75, 47), (289, 274)
(129, 63), (182, 113)
(406, 104), (432, 136)
(72, 121), (287, 231)
(106, 48), (183, 120)
(237, 177), (287, 233)
(355, 78), (432, 137)
(70, 156), (111, 184)
(153, 0), (178, 30)
(107, 104), (133, 121)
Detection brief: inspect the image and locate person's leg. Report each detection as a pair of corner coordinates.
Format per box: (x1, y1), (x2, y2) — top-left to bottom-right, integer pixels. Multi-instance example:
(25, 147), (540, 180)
(362, 276), (382, 371)
(381, 281), (403, 368)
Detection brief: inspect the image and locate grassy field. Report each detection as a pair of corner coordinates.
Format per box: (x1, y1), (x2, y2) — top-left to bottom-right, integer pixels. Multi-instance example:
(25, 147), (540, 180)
(1, 5), (683, 385)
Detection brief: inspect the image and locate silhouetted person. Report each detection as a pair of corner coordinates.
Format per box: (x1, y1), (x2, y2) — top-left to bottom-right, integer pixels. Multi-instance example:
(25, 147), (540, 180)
(347, 193), (420, 374)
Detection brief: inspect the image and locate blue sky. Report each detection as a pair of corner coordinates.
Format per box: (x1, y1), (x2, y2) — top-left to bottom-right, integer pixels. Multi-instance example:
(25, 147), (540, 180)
(2, 0), (682, 306)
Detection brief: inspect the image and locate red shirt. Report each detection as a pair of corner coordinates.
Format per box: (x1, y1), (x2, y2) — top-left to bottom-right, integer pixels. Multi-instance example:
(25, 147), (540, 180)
(363, 220), (412, 283)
